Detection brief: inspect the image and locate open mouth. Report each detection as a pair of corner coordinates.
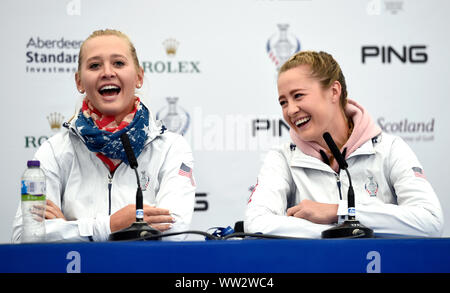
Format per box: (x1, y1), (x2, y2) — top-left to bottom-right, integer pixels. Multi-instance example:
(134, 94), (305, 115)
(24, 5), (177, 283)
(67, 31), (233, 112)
(294, 116), (311, 128)
(98, 85), (121, 96)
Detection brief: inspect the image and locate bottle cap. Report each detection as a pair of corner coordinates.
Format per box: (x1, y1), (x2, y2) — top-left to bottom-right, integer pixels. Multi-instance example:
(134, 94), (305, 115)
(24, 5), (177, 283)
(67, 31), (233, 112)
(27, 160), (40, 167)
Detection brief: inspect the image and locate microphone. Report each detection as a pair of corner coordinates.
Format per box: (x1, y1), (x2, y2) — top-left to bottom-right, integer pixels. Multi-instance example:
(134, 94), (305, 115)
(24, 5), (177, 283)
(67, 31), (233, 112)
(323, 132), (355, 219)
(323, 132), (347, 170)
(321, 132), (373, 238)
(120, 131), (138, 169)
(109, 133), (161, 241)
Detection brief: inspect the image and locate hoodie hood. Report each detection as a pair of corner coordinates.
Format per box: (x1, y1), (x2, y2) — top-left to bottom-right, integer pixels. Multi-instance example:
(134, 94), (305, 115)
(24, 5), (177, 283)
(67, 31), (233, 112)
(290, 99), (382, 172)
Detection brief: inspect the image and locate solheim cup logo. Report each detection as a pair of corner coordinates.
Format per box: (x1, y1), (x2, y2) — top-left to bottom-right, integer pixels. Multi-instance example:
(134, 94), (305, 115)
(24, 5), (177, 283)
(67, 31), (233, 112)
(266, 24), (301, 69)
(156, 97), (190, 135)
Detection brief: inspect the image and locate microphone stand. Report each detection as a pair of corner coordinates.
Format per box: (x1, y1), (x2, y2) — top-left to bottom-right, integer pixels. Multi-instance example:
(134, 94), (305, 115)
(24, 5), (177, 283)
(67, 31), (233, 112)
(321, 168), (373, 238)
(109, 134), (161, 241)
(321, 133), (373, 239)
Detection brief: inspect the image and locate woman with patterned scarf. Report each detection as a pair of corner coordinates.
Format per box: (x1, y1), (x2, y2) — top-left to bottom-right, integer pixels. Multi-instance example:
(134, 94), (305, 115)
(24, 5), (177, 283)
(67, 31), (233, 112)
(12, 29), (196, 242)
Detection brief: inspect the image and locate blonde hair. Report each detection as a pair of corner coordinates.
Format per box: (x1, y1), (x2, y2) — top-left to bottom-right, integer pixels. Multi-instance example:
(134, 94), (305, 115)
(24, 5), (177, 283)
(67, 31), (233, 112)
(77, 29), (141, 75)
(279, 51), (348, 109)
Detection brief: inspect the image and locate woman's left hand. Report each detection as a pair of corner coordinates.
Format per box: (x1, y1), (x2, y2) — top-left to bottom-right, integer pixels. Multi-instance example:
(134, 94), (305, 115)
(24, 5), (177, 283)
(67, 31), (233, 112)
(45, 199), (66, 220)
(287, 199), (338, 224)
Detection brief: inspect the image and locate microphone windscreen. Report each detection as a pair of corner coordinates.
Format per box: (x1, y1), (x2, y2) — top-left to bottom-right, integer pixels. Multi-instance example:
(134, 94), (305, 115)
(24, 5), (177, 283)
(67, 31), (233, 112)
(120, 132), (139, 169)
(323, 132), (348, 169)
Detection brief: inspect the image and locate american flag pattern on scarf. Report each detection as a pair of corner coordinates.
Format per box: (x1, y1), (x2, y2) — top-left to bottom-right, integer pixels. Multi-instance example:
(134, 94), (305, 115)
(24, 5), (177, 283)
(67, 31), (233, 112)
(75, 97), (148, 172)
(82, 98), (140, 171)
(82, 98), (139, 132)
(178, 163), (195, 186)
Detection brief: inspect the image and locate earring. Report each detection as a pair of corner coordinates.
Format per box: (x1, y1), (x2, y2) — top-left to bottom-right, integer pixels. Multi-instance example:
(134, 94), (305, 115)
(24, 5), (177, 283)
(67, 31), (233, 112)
(79, 89), (85, 94)
(136, 83), (141, 89)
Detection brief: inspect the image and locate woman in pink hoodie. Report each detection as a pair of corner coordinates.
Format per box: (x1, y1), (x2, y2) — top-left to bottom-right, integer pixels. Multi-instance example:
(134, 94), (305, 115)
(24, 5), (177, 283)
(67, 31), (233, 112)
(245, 51), (443, 238)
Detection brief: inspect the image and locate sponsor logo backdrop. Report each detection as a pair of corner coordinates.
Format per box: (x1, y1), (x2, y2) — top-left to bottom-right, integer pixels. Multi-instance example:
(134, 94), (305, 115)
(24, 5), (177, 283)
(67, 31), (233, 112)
(1, 0), (449, 242)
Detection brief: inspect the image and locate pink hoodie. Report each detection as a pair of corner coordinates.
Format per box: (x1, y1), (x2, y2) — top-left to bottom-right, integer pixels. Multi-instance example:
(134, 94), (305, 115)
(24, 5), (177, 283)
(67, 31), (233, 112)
(290, 99), (382, 172)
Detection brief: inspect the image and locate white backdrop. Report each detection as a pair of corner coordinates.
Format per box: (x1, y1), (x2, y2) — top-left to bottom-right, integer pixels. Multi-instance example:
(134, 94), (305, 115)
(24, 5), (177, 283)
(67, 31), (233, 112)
(1, 0), (449, 243)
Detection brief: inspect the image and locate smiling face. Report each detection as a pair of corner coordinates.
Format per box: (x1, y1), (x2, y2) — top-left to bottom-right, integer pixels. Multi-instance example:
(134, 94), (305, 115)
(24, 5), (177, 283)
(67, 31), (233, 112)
(277, 64), (344, 146)
(75, 35), (143, 123)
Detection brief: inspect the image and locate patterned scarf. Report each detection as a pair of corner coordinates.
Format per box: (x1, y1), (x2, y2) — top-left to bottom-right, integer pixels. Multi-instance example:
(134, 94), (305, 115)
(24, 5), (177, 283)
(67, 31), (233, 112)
(75, 97), (149, 172)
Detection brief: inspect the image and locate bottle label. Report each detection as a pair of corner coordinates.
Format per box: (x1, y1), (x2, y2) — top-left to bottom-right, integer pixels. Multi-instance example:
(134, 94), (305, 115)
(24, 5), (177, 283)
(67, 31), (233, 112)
(21, 180), (46, 201)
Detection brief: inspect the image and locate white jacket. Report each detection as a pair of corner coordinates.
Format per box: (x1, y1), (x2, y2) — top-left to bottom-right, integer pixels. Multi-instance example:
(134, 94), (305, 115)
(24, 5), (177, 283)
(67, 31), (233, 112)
(12, 107), (195, 242)
(245, 133), (443, 238)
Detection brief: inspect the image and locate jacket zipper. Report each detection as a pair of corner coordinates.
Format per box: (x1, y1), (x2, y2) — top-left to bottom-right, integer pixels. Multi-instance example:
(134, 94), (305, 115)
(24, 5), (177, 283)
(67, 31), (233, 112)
(108, 174), (113, 215)
(335, 173), (343, 201)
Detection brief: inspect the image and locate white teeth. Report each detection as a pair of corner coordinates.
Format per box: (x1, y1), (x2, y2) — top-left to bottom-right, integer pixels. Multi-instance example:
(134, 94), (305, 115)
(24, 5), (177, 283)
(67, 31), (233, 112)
(295, 117), (311, 127)
(100, 85), (120, 91)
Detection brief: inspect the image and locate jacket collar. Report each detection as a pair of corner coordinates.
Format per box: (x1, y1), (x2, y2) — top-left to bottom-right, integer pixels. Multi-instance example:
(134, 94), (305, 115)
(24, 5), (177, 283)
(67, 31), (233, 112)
(289, 138), (376, 172)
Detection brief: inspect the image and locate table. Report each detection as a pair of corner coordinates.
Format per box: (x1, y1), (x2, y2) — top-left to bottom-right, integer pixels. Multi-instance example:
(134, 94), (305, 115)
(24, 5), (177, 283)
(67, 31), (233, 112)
(1, 238), (449, 273)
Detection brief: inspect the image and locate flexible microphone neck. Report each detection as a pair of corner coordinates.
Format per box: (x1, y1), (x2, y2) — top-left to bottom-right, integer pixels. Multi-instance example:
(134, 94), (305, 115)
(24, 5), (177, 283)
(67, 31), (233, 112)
(322, 132), (355, 220)
(321, 132), (373, 238)
(120, 133), (138, 169)
(322, 132), (347, 170)
(120, 133), (144, 222)
(108, 133), (162, 241)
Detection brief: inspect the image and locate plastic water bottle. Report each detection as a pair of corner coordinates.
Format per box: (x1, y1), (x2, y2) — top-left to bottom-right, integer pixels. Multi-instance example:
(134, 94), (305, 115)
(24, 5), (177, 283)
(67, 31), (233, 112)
(21, 160), (46, 243)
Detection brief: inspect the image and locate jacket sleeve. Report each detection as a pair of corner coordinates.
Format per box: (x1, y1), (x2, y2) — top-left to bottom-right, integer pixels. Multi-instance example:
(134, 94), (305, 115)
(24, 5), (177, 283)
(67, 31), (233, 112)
(356, 136), (444, 237)
(245, 148), (334, 238)
(11, 138), (110, 243)
(155, 135), (195, 241)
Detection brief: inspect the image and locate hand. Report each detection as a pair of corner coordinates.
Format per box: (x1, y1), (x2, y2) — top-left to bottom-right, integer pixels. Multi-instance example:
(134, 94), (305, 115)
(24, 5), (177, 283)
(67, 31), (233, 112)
(110, 204), (175, 233)
(287, 199), (338, 224)
(44, 199), (66, 220)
